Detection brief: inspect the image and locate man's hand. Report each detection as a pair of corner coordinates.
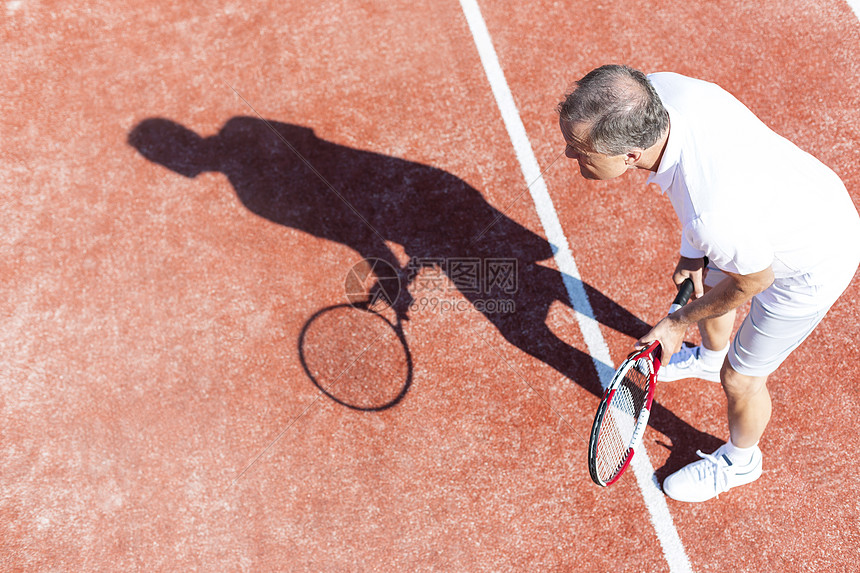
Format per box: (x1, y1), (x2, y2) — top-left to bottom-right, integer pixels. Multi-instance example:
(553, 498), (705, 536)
(636, 313), (689, 360)
(673, 256), (708, 299)
(636, 262), (774, 363)
(634, 256), (706, 360)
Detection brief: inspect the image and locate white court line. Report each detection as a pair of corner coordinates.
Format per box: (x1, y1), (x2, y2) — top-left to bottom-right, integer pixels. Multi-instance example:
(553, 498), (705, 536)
(848, 0), (860, 21)
(457, 1), (693, 572)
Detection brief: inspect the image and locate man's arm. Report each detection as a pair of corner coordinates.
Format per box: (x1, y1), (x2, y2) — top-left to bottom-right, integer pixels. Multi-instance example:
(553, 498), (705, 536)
(637, 265), (775, 359)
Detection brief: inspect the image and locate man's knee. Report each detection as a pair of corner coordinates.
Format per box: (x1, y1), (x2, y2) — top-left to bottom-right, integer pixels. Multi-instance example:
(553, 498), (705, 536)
(721, 361), (768, 397)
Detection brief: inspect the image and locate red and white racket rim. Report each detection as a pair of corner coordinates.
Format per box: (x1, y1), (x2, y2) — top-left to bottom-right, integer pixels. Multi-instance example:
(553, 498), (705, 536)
(587, 343), (660, 486)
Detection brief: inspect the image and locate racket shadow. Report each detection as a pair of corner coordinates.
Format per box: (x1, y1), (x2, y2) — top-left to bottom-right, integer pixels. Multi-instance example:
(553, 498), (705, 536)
(298, 302), (412, 412)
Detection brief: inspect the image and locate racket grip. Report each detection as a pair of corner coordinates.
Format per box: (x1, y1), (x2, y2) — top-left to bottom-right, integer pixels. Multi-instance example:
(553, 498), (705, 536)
(669, 279), (694, 314)
(668, 256), (708, 314)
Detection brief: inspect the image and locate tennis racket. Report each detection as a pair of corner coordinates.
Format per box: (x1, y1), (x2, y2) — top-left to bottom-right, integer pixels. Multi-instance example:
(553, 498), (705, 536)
(587, 277), (696, 487)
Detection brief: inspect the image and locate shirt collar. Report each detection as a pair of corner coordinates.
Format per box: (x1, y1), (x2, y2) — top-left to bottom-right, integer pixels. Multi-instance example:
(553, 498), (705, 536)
(647, 105), (682, 192)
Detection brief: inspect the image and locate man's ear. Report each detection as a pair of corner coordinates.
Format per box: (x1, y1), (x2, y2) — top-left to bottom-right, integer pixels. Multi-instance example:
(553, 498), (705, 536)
(625, 148), (644, 166)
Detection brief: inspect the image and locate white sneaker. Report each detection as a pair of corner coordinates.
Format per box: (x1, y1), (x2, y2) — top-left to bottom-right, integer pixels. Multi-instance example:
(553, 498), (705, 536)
(663, 443), (763, 502)
(658, 345), (721, 383)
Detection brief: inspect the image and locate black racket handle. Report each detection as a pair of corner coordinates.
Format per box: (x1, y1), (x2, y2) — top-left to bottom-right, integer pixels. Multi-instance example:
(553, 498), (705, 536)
(669, 279), (694, 314)
(669, 257), (708, 314)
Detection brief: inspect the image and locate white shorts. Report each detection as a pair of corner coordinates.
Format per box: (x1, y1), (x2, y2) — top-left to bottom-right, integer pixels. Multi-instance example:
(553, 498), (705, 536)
(727, 297), (830, 377)
(704, 260), (857, 377)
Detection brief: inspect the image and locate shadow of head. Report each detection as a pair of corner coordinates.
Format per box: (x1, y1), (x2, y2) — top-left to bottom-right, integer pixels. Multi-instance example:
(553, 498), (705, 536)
(128, 118), (211, 178)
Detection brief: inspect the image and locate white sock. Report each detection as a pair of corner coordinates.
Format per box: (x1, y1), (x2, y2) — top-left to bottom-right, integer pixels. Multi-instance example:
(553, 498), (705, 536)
(724, 440), (757, 466)
(699, 343), (729, 371)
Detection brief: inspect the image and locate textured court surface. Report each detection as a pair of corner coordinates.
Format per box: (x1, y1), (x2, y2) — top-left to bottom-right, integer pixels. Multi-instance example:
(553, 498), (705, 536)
(2, 1), (859, 571)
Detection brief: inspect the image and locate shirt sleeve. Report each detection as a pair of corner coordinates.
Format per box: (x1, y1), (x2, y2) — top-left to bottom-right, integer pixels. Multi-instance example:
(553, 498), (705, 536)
(679, 235), (706, 260)
(684, 212), (774, 275)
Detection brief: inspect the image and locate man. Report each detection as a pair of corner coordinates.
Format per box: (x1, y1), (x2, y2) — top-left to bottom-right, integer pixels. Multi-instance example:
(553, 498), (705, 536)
(558, 65), (860, 502)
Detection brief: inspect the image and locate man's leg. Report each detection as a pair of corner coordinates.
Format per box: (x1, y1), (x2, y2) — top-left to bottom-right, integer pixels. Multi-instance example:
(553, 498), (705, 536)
(661, 360), (768, 502)
(663, 251), (858, 502)
(663, 298), (827, 502)
(699, 309), (735, 352)
(721, 362), (771, 448)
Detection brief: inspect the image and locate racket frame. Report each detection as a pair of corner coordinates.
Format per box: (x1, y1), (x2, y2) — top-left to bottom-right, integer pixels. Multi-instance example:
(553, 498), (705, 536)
(588, 270), (709, 487)
(586, 269), (701, 487)
(587, 341), (662, 487)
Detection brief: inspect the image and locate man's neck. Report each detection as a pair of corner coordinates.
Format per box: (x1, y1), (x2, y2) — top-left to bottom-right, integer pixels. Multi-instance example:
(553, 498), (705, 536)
(637, 124), (670, 173)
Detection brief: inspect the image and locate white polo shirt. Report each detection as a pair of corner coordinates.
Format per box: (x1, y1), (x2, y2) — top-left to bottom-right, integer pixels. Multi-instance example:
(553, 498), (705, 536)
(646, 72), (860, 314)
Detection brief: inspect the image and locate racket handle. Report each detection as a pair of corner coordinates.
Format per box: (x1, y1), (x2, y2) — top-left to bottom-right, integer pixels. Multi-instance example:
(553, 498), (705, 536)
(668, 257), (708, 314)
(669, 279), (694, 314)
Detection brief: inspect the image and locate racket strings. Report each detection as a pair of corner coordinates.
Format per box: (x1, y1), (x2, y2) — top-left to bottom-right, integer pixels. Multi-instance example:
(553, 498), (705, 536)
(595, 361), (654, 481)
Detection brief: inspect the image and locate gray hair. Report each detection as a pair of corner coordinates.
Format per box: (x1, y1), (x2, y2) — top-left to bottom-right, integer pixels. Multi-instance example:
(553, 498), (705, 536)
(557, 65), (669, 156)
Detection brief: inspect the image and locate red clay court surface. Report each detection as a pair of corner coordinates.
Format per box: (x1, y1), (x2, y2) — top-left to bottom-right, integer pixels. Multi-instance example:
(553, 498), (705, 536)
(2, 1), (859, 571)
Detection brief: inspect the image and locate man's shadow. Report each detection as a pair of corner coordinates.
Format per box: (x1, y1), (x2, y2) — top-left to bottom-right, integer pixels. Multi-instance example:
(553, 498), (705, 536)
(128, 116), (719, 476)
